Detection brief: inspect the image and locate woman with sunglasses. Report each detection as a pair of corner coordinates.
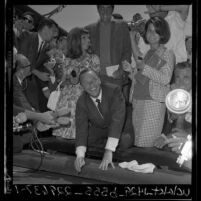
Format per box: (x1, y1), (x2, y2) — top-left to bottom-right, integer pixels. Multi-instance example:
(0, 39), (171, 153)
(52, 27), (100, 139)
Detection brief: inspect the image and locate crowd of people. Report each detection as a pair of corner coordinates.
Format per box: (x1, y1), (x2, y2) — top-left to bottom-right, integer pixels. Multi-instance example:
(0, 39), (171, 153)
(12, 5), (192, 171)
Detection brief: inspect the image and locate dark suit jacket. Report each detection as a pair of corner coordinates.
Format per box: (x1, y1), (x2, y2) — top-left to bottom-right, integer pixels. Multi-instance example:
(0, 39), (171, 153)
(85, 21), (132, 66)
(13, 74), (38, 112)
(15, 31), (50, 112)
(16, 31), (49, 71)
(85, 21), (132, 86)
(75, 83), (126, 149)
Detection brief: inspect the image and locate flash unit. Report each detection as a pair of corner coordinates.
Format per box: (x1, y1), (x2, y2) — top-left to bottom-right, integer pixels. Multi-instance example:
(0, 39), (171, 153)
(165, 89), (192, 167)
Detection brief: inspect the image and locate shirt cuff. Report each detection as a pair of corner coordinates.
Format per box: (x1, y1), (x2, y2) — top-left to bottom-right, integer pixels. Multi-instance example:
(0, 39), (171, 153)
(42, 87), (49, 91)
(105, 137), (119, 152)
(76, 146), (87, 158)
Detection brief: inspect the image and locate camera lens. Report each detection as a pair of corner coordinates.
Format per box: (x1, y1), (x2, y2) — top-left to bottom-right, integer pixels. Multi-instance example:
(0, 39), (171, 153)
(71, 70), (77, 77)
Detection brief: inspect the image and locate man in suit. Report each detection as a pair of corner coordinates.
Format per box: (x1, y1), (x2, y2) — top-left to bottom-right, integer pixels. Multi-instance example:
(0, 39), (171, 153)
(74, 69), (126, 172)
(13, 54), (56, 153)
(85, 5), (132, 93)
(16, 18), (59, 112)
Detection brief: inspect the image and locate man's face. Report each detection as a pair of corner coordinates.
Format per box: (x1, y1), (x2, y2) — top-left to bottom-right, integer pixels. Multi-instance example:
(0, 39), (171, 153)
(21, 57), (31, 77)
(174, 68), (192, 92)
(98, 5), (113, 23)
(22, 14), (34, 30)
(43, 25), (58, 42)
(186, 37), (192, 55)
(81, 71), (101, 98)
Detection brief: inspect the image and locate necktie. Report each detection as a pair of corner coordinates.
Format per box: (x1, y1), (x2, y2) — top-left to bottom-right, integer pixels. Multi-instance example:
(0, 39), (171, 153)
(96, 99), (103, 118)
(37, 41), (45, 59)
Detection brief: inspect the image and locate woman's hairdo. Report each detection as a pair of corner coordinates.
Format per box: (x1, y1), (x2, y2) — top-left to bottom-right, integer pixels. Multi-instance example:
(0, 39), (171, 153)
(144, 16), (170, 45)
(66, 27), (89, 59)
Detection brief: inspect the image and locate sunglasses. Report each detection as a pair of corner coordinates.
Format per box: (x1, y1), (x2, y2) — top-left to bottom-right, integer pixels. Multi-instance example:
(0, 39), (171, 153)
(23, 17), (33, 24)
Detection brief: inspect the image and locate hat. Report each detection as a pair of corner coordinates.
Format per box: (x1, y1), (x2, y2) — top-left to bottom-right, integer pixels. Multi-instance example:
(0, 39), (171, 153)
(132, 13), (146, 26)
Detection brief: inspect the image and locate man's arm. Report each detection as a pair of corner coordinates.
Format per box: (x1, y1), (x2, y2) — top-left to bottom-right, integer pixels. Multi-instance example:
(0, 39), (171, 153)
(121, 22), (132, 64)
(13, 76), (34, 112)
(99, 86), (126, 170)
(106, 86), (126, 151)
(75, 95), (89, 158)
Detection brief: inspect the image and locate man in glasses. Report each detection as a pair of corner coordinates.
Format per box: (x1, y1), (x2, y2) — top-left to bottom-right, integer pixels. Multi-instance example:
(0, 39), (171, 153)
(21, 12), (35, 31)
(13, 12), (35, 40)
(15, 18), (59, 112)
(13, 54), (35, 111)
(13, 54), (58, 153)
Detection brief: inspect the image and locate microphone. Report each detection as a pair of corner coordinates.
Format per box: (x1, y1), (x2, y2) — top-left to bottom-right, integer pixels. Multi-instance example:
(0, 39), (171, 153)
(13, 122), (32, 133)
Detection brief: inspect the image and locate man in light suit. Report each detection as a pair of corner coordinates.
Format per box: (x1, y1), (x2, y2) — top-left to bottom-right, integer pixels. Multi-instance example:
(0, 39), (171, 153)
(74, 69), (126, 172)
(16, 18), (59, 112)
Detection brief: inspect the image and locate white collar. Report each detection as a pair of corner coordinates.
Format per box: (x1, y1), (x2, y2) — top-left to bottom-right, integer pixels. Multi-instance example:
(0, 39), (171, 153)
(90, 89), (102, 103)
(38, 33), (44, 48)
(16, 75), (23, 85)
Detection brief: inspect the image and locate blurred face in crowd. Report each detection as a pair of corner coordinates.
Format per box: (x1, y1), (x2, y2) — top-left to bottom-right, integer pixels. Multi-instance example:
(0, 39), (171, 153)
(57, 38), (68, 55)
(80, 71), (101, 98)
(98, 5), (113, 23)
(186, 37), (192, 55)
(174, 68), (192, 92)
(17, 55), (31, 79)
(22, 14), (34, 30)
(81, 33), (90, 53)
(146, 23), (160, 46)
(49, 37), (58, 49)
(42, 24), (58, 42)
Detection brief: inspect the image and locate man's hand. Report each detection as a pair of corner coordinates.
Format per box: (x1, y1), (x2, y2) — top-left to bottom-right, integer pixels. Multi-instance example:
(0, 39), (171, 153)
(74, 157), (85, 172)
(171, 128), (188, 138)
(35, 71), (50, 82)
(136, 60), (145, 71)
(166, 137), (187, 154)
(153, 136), (167, 149)
(37, 111), (56, 125)
(99, 149), (115, 171)
(122, 60), (132, 73)
(36, 122), (49, 131)
(15, 112), (27, 124)
(112, 68), (122, 79)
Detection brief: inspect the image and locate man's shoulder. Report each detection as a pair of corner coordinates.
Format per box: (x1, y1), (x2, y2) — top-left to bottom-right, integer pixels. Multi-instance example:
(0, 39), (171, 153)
(77, 91), (88, 104)
(85, 22), (98, 30)
(112, 20), (128, 28)
(102, 83), (121, 93)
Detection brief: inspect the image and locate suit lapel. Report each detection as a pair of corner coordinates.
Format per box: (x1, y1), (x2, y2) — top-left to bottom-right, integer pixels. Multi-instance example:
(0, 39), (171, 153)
(86, 93), (105, 123)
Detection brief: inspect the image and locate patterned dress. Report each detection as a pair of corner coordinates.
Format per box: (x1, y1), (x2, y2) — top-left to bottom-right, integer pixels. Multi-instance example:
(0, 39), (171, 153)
(52, 53), (100, 139)
(131, 46), (174, 147)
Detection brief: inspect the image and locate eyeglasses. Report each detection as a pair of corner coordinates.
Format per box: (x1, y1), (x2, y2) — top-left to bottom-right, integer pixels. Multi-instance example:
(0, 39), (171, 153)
(23, 17), (33, 24)
(22, 64), (31, 69)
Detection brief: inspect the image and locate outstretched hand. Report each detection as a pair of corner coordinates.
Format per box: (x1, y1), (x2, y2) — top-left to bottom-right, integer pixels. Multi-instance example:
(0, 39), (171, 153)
(74, 157), (85, 173)
(99, 149), (115, 171)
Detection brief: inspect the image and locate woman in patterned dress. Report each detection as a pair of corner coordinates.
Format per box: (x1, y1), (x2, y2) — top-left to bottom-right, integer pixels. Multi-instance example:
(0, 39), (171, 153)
(129, 17), (175, 147)
(52, 27), (100, 139)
